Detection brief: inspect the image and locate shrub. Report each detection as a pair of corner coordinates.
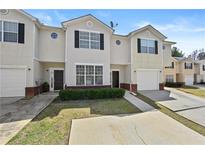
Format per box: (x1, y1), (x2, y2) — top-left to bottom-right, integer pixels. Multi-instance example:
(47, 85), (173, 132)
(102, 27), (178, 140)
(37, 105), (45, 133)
(59, 88), (125, 101)
(165, 82), (185, 88)
(42, 82), (49, 92)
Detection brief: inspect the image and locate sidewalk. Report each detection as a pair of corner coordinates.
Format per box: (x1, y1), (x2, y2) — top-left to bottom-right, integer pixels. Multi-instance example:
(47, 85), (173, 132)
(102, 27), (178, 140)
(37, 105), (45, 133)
(124, 91), (155, 112)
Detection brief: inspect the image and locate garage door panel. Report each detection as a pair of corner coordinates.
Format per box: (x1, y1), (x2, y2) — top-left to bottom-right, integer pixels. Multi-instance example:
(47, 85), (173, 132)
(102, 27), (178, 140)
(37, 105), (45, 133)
(185, 75), (193, 85)
(137, 70), (159, 90)
(0, 68), (26, 97)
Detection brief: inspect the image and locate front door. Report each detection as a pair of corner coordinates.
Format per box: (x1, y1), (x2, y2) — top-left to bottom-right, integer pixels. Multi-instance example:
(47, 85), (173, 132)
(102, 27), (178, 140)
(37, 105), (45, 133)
(54, 70), (64, 90)
(112, 71), (119, 88)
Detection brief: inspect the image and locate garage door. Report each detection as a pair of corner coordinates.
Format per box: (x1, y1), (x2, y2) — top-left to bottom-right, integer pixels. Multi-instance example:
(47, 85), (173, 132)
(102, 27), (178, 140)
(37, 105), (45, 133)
(0, 68), (26, 97)
(137, 70), (159, 90)
(185, 75), (193, 85)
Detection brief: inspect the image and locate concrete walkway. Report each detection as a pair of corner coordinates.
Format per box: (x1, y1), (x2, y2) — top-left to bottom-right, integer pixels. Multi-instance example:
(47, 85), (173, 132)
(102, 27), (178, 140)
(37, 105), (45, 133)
(124, 91), (155, 112)
(139, 88), (205, 127)
(69, 110), (205, 145)
(0, 92), (57, 144)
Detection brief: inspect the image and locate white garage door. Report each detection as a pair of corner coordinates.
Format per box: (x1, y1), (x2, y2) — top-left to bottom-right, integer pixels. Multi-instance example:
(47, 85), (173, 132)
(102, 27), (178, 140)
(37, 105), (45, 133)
(185, 75), (193, 85)
(0, 68), (26, 97)
(137, 70), (159, 90)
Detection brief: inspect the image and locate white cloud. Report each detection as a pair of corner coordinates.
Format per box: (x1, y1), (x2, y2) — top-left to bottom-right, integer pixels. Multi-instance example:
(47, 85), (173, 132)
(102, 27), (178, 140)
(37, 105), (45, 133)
(54, 10), (67, 21)
(34, 13), (53, 25)
(96, 10), (111, 18)
(133, 18), (205, 33)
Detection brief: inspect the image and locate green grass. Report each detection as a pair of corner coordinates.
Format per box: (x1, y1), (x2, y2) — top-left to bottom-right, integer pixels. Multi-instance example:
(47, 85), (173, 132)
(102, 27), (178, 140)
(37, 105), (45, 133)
(8, 98), (141, 145)
(177, 86), (205, 98)
(136, 92), (205, 137)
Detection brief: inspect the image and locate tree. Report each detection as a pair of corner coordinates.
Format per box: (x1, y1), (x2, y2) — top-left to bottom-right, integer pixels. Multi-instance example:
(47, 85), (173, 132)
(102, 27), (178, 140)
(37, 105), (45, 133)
(197, 48), (205, 60)
(171, 47), (185, 57)
(190, 50), (199, 60)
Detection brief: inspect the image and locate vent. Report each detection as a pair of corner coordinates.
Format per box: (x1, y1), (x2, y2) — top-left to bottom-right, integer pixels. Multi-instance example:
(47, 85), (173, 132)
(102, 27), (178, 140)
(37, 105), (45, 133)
(0, 9), (9, 15)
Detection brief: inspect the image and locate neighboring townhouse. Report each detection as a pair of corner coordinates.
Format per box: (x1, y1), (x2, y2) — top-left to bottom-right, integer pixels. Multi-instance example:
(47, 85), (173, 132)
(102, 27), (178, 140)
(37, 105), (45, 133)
(164, 55), (205, 85)
(0, 9), (175, 97)
(195, 60), (205, 83)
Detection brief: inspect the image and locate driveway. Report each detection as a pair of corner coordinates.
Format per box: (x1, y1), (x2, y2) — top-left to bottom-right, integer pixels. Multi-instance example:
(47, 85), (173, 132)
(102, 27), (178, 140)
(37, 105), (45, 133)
(139, 88), (205, 127)
(0, 92), (57, 144)
(69, 110), (205, 144)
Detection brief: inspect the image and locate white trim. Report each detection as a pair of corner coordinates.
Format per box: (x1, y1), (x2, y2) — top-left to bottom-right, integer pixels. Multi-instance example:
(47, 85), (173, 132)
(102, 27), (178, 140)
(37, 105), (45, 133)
(49, 67), (64, 91)
(137, 68), (161, 71)
(75, 63), (103, 66)
(78, 29), (101, 34)
(0, 65), (27, 69)
(111, 69), (120, 88)
(34, 58), (65, 63)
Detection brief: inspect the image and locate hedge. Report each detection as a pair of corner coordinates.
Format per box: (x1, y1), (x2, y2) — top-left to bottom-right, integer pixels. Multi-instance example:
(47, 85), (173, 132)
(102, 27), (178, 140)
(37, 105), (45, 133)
(165, 82), (185, 88)
(59, 88), (125, 101)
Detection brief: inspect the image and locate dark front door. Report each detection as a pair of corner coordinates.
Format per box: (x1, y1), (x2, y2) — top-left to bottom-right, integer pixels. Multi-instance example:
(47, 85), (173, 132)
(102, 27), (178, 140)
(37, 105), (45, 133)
(54, 70), (64, 90)
(112, 71), (119, 88)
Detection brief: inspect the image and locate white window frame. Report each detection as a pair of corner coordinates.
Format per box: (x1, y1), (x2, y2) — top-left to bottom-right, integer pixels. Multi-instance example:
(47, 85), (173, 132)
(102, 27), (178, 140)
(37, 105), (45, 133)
(0, 20), (18, 43)
(166, 75), (174, 82)
(185, 62), (192, 69)
(139, 38), (156, 54)
(79, 30), (100, 50)
(75, 64), (103, 86)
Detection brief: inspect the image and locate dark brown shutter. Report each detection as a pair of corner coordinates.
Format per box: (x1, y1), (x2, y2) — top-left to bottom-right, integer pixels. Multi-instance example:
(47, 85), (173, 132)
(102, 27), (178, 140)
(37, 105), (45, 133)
(191, 63), (193, 69)
(155, 40), (158, 54)
(184, 62), (186, 69)
(137, 39), (141, 53)
(172, 62), (174, 68)
(74, 30), (79, 48)
(18, 23), (25, 43)
(100, 33), (104, 50)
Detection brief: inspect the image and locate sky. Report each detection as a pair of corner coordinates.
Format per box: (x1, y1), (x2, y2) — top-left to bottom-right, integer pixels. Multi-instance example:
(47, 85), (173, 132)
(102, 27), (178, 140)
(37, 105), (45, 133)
(26, 9), (205, 56)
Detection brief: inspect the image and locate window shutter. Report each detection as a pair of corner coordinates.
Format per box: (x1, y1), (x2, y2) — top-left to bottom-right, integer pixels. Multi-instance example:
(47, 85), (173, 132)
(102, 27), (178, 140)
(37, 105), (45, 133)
(155, 40), (158, 54)
(191, 63), (193, 69)
(184, 62), (186, 69)
(137, 39), (141, 53)
(74, 30), (79, 48)
(18, 23), (25, 44)
(100, 33), (104, 50)
(172, 62), (174, 68)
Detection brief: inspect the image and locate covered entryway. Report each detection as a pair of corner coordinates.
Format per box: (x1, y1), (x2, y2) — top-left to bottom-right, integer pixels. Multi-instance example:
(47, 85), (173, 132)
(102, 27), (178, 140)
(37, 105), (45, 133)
(137, 70), (159, 90)
(0, 67), (26, 97)
(112, 71), (119, 88)
(185, 75), (193, 85)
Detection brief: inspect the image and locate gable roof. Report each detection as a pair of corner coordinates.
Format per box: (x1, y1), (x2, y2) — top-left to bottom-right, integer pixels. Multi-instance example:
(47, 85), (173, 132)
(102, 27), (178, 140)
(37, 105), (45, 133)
(128, 25), (167, 39)
(61, 14), (113, 32)
(174, 57), (193, 62)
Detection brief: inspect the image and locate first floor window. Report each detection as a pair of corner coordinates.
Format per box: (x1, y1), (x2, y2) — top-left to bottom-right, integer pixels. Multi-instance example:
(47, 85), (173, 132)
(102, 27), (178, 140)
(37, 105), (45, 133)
(95, 66), (103, 85)
(141, 39), (155, 54)
(166, 75), (174, 82)
(76, 65), (85, 85)
(76, 65), (103, 86)
(3, 21), (18, 42)
(86, 65), (94, 85)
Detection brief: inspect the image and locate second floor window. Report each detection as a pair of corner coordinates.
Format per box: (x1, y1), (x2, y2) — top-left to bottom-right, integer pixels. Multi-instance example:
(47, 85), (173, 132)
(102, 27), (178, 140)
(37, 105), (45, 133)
(0, 20), (24, 43)
(137, 38), (158, 54)
(4, 21), (18, 42)
(79, 31), (100, 49)
(75, 30), (104, 50)
(184, 62), (192, 69)
(203, 65), (205, 71)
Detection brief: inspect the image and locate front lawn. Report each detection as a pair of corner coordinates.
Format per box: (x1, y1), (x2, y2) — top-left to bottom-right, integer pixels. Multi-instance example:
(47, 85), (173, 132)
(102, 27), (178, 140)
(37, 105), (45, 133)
(8, 98), (141, 145)
(177, 86), (205, 98)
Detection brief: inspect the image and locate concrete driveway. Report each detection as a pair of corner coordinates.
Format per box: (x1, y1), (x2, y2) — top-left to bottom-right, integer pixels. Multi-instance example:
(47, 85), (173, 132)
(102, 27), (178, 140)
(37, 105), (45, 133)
(0, 93), (57, 144)
(69, 110), (205, 144)
(139, 88), (205, 127)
